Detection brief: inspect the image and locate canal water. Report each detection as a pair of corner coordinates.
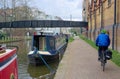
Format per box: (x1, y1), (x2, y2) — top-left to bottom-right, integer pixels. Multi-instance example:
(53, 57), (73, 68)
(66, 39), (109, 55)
(6, 40), (60, 79)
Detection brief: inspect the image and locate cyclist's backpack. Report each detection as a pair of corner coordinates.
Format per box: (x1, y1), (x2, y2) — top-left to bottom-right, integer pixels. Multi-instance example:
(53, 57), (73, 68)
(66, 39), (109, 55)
(105, 50), (112, 60)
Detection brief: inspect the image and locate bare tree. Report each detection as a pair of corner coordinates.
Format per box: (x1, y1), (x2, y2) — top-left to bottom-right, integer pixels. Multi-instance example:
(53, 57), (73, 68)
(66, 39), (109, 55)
(14, 0), (32, 20)
(2, 0), (6, 22)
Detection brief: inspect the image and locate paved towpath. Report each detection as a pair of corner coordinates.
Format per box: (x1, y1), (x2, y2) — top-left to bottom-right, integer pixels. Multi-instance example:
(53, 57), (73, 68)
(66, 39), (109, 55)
(54, 36), (120, 79)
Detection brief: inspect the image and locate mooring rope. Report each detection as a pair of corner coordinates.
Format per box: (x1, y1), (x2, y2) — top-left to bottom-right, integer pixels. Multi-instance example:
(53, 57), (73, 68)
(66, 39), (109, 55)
(33, 47), (54, 73)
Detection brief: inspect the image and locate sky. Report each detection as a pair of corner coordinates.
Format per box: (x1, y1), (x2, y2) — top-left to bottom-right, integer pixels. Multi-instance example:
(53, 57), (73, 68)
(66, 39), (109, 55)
(30, 0), (83, 21)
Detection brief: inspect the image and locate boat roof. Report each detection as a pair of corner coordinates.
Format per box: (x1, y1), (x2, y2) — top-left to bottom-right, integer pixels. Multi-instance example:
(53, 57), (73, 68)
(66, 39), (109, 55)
(0, 49), (13, 57)
(34, 31), (61, 37)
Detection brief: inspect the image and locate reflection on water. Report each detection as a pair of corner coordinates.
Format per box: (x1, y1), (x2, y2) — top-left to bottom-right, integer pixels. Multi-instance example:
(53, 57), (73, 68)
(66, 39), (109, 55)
(27, 62), (58, 79)
(5, 40), (59, 79)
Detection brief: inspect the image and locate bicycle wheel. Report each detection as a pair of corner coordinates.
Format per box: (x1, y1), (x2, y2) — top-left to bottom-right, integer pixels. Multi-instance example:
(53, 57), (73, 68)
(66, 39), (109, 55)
(101, 51), (105, 71)
(102, 60), (105, 71)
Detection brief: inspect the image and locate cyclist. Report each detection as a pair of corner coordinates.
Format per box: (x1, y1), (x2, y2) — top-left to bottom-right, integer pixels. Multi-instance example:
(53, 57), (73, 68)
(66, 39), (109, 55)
(95, 29), (110, 61)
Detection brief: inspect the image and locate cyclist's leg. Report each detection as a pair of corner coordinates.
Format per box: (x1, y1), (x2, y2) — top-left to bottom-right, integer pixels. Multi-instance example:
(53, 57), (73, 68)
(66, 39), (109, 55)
(98, 46), (102, 61)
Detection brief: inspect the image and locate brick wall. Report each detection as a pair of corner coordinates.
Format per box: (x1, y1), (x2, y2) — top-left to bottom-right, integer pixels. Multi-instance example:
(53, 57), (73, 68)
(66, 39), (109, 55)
(116, 25), (120, 51)
(87, 0), (120, 52)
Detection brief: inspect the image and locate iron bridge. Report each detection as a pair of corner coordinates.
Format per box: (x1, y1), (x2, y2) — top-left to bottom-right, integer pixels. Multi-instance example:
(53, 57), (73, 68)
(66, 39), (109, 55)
(0, 20), (88, 28)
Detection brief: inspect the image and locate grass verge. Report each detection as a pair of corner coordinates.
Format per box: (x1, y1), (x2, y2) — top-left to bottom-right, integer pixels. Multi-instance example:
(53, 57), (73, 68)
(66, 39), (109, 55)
(80, 35), (120, 67)
(68, 37), (74, 42)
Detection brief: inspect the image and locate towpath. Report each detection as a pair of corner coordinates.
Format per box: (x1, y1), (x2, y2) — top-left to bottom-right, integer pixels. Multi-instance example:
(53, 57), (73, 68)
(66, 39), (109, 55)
(54, 36), (120, 79)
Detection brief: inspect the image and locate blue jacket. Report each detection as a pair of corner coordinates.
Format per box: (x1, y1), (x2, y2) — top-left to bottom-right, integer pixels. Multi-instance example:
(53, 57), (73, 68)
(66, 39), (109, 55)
(96, 33), (110, 47)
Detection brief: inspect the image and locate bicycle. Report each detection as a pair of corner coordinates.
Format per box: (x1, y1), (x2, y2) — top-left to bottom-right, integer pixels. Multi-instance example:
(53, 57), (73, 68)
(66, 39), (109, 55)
(100, 48), (107, 71)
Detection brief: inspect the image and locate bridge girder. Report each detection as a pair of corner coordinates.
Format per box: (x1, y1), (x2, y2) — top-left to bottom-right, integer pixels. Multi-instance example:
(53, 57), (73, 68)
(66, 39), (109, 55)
(0, 20), (88, 28)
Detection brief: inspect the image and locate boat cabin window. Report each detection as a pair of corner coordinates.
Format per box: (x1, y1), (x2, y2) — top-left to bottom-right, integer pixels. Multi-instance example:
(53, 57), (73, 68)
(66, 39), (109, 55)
(49, 37), (55, 50)
(39, 37), (46, 50)
(55, 35), (66, 49)
(33, 36), (46, 51)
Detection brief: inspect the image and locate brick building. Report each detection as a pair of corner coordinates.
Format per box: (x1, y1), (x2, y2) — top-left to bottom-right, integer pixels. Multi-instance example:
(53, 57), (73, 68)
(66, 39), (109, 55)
(83, 0), (120, 51)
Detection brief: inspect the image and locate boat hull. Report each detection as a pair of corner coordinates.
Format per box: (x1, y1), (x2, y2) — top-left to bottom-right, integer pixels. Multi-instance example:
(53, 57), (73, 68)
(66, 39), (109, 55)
(28, 54), (59, 65)
(0, 49), (18, 79)
(28, 44), (67, 65)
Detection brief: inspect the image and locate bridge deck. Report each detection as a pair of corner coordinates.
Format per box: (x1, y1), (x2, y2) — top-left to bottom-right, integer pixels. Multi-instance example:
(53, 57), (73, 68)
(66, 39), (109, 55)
(0, 20), (88, 28)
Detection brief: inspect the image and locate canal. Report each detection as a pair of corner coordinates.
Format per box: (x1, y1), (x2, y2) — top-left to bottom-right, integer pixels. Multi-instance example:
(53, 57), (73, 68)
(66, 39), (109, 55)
(6, 40), (60, 79)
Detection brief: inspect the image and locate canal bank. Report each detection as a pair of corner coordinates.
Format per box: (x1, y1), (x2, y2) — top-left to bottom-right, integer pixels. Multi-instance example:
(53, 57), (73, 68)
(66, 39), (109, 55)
(0, 37), (31, 44)
(54, 36), (120, 79)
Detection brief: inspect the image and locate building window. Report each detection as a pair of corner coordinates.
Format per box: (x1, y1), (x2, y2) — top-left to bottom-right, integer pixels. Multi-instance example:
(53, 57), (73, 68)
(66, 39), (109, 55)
(49, 37), (55, 50)
(108, 0), (111, 6)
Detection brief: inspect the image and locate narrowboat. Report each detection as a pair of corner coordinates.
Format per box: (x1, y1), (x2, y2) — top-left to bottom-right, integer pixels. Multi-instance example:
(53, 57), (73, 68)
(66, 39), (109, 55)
(28, 31), (68, 65)
(0, 45), (18, 79)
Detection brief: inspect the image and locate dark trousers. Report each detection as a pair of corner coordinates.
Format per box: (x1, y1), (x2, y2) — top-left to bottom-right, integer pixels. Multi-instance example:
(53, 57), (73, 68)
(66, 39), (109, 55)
(98, 46), (108, 58)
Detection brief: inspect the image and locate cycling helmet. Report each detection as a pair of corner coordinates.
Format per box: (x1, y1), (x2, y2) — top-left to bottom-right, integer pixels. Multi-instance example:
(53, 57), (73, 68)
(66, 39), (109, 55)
(101, 29), (107, 34)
